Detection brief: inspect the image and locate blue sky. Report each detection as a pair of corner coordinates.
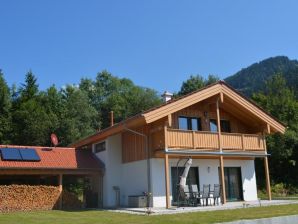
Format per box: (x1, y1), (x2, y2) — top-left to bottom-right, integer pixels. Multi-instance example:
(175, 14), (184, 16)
(1, 0), (298, 93)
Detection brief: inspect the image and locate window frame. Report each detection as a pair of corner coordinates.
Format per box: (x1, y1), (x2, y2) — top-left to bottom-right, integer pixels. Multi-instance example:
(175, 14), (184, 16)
(93, 141), (106, 153)
(209, 119), (231, 133)
(178, 116), (202, 131)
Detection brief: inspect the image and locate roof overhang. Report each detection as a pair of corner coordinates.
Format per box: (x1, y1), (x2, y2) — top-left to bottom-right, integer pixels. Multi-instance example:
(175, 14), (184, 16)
(0, 167), (102, 175)
(143, 81), (286, 133)
(70, 115), (146, 148)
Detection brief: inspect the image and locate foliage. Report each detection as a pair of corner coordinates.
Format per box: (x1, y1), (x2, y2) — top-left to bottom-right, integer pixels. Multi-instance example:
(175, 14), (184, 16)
(0, 70), (161, 146)
(177, 74), (219, 96)
(225, 56), (298, 96)
(0, 70), (11, 144)
(58, 85), (98, 145)
(252, 74), (298, 187)
(79, 70), (161, 129)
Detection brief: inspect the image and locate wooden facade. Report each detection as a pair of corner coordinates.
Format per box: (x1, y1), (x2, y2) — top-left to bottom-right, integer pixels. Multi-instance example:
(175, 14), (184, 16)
(121, 98), (268, 162)
(165, 129), (265, 152)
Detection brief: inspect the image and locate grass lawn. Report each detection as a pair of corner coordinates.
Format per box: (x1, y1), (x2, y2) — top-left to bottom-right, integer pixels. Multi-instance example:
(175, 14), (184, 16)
(1, 204), (298, 224)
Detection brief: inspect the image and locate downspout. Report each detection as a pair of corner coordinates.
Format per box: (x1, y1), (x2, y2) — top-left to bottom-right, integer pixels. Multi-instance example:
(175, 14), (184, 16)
(123, 126), (151, 207)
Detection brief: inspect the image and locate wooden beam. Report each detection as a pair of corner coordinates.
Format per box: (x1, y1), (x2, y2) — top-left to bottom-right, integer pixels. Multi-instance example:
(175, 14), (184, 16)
(0, 169), (101, 175)
(168, 114), (172, 127)
(164, 154), (170, 209)
(219, 156), (227, 204)
(155, 152), (255, 160)
(58, 174), (63, 209)
(220, 92), (224, 103)
(264, 157), (272, 200)
(263, 134), (271, 201)
(267, 123), (271, 134)
(216, 100), (222, 151)
(110, 111), (114, 127)
(241, 134), (245, 151)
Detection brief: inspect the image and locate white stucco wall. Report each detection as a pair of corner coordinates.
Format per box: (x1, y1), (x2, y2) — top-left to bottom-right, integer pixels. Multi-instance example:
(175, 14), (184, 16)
(121, 160), (148, 206)
(93, 134), (149, 207)
(150, 158), (257, 207)
(94, 134), (122, 207)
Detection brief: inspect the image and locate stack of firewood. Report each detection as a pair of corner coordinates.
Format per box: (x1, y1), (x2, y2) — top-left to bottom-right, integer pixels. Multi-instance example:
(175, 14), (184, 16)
(0, 185), (60, 212)
(61, 190), (84, 210)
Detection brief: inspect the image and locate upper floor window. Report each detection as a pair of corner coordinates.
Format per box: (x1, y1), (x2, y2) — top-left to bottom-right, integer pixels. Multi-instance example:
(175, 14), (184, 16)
(178, 116), (202, 131)
(94, 141), (106, 153)
(209, 119), (231, 133)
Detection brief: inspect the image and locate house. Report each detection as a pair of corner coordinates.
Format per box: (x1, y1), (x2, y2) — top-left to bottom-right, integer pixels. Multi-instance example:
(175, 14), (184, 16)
(71, 81), (286, 208)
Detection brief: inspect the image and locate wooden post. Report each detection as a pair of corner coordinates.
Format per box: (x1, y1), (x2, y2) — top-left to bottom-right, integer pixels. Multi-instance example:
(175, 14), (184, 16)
(266, 123), (271, 134)
(192, 131), (195, 149)
(219, 156), (227, 204)
(168, 114), (172, 127)
(217, 97), (226, 204)
(110, 111), (114, 127)
(58, 174), (63, 209)
(263, 134), (272, 200)
(241, 134), (245, 151)
(220, 92), (224, 103)
(264, 157), (272, 200)
(216, 99), (222, 151)
(164, 154), (170, 209)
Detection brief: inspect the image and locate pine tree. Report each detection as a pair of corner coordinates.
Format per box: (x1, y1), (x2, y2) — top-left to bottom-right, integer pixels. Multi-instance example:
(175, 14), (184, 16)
(0, 70), (12, 144)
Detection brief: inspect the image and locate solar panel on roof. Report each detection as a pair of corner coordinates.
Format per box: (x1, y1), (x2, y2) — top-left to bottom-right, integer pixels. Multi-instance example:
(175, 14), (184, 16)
(1, 148), (23, 161)
(19, 148), (40, 161)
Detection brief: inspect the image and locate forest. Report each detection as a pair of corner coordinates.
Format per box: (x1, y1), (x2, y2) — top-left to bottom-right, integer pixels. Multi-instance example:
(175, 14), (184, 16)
(0, 56), (297, 195)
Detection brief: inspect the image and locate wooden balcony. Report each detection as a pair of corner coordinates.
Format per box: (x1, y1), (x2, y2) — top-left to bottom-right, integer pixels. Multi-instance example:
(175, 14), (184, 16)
(165, 128), (265, 152)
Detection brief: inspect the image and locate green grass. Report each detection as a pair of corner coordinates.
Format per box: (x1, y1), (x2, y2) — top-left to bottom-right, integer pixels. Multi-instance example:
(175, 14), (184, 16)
(1, 204), (298, 224)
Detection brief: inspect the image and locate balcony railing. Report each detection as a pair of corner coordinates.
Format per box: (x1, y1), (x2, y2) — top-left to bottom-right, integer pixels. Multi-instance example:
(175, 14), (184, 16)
(165, 128), (265, 152)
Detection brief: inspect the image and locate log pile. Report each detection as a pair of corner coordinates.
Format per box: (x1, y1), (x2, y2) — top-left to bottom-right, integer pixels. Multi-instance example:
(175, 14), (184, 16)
(0, 185), (60, 212)
(62, 190), (84, 210)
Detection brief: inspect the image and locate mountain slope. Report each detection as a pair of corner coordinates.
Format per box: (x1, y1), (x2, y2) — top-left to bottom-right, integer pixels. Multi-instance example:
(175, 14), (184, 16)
(225, 56), (298, 96)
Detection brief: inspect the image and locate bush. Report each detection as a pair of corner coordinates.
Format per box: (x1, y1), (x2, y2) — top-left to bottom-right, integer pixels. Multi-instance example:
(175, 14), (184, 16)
(258, 183), (298, 199)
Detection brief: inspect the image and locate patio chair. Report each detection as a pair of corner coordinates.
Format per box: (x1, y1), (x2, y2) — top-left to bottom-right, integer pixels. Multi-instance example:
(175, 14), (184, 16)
(196, 184), (211, 206)
(190, 184), (200, 206)
(211, 184), (221, 206)
(178, 185), (198, 207)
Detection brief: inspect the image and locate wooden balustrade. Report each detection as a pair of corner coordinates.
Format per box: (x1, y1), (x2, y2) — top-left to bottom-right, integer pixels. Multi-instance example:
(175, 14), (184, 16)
(165, 128), (265, 152)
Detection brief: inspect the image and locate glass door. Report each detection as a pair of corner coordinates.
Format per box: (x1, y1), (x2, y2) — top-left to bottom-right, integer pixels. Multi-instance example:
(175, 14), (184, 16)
(224, 167), (243, 201)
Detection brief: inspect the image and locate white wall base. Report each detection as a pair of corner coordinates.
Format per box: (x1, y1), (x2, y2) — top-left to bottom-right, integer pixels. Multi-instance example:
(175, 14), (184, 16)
(150, 158), (258, 207)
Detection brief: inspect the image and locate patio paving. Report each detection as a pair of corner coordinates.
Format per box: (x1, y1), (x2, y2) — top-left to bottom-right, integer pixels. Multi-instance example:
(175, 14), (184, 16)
(107, 200), (298, 215)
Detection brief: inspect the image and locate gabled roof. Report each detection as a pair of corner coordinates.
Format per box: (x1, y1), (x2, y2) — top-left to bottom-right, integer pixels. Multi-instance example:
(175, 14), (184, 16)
(70, 81), (286, 148)
(0, 145), (104, 171)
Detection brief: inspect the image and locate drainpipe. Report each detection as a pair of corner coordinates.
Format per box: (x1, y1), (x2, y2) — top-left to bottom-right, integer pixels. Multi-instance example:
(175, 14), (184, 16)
(123, 126), (151, 207)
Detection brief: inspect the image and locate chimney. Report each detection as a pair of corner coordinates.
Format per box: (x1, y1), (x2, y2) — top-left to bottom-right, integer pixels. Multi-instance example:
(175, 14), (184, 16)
(162, 91), (173, 103)
(110, 111), (114, 127)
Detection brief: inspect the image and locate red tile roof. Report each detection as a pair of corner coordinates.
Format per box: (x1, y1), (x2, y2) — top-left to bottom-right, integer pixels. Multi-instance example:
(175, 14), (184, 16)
(0, 145), (103, 171)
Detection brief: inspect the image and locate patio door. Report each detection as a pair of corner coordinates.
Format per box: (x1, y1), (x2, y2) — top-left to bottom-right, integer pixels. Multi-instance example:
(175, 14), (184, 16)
(224, 167), (243, 201)
(171, 167), (199, 203)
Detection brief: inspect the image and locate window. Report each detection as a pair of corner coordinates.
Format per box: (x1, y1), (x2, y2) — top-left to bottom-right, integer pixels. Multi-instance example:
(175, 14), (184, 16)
(94, 141), (106, 153)
(221, 120), (231, 133)
(209, 119), (231, 133)
(210, 119), (218, 132)
(178, 116), (202, 131)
